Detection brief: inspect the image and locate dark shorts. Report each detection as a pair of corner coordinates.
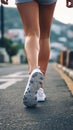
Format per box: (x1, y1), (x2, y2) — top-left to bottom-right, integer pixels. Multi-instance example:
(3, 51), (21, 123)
(15, 0), (57, 5)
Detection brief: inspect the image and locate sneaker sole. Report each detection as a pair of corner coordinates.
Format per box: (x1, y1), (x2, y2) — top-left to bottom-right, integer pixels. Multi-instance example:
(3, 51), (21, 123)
(23, 72), (43, 107)
(37, 97), (46, 102)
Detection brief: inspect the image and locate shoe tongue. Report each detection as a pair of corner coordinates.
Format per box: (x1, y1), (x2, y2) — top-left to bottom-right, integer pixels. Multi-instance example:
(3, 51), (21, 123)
(32, 68), (41, 73)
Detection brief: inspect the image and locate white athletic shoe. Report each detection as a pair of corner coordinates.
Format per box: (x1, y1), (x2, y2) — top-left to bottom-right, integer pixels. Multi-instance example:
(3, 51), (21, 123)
(37, 88), (46, 102)
(23, 68), (43, 107)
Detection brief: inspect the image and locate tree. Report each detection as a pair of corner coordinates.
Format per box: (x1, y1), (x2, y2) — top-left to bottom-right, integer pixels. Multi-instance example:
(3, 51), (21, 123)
(0, 38), (18, 63)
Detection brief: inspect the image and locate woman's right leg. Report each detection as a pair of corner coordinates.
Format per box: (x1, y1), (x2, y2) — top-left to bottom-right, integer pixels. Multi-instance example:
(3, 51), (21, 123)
(17, 1), (40, 73)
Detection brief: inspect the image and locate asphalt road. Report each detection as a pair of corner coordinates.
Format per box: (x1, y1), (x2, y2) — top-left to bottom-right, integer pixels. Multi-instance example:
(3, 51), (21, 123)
(0, 63), (73, 130)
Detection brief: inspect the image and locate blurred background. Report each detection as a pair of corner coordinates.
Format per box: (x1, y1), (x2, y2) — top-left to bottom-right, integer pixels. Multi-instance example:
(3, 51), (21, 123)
(0, 0), (73, 68)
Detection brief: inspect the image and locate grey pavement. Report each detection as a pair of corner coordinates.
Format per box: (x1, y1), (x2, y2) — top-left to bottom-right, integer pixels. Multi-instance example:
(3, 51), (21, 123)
(0, 63), (73, 130)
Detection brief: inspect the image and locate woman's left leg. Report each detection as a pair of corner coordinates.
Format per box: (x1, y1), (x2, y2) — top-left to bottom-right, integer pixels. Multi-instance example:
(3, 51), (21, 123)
(39, 3), (56, 76)
(17, 2), (40, 73)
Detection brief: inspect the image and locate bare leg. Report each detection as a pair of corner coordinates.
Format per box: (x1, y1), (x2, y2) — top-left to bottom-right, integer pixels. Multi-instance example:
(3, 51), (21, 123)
(17, 2), (40, 73)
(39, 3), (56, 76)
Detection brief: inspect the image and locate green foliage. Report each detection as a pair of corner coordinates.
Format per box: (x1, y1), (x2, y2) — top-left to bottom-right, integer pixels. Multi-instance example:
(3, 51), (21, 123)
(17, 43), (24, 50)
(4, 38), (18, 56)
(0, 38), (18, 62)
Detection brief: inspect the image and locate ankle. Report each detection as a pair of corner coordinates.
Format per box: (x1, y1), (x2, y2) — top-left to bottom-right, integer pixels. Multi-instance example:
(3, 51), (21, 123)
(29, 66), (40, 74)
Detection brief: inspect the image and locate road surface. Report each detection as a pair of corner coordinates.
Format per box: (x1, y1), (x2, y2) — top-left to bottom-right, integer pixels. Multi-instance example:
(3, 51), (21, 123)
(0, 63), (73, 130)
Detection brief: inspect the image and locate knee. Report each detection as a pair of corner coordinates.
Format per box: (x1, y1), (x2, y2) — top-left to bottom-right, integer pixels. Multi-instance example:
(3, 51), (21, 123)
(25, 27), (40, 39)
(26, 32), (40, 38)
(25, 32), (40, 44)
(40, 31), (50, 40)
(40, 25), (51, 39)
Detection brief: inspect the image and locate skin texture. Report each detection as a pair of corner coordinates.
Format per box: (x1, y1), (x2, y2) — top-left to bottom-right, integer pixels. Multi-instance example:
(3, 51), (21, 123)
(16, 2), (56, 75)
